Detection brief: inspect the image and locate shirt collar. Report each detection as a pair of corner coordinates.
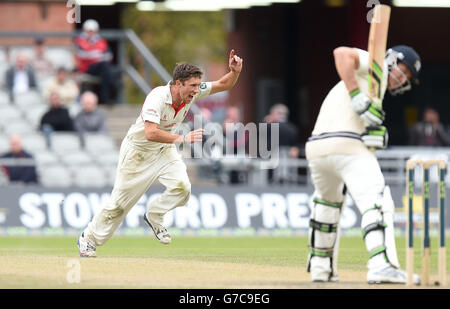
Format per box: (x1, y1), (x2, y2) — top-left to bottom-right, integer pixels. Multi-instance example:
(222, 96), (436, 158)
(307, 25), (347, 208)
(165, 81), (173, 104)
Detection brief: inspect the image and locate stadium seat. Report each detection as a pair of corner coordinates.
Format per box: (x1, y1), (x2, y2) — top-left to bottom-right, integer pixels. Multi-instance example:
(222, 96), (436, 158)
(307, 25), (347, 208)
(23, 105), (48, 129)
(15, 90), (44, 108)
(33, 150), (59, 166)
(21, 133), (48, 153)
(72, 165), (107, 188)
(0, 106), (22, 120)
(0, 90), (10, 106)
(60, 150), (94, 167)
(50, 132), (82, 154)
(0, 63), (9, 90)
(39, 164), (73, 188)
(83, 133), (117, 155)
(103, 165), (117, 187)
(9, 47), (34, 61)
(0, 134), (9, 154)
(93, 150), (119, 166)
(3, 120), (35, 135)
(46, 47), (75, 71)
(0, 107), (22, 128)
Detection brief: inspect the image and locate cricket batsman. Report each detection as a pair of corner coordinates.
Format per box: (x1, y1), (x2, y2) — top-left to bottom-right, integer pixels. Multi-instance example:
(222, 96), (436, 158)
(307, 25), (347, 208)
(78, 50), (243, 257)
(305, 45), (422, 284)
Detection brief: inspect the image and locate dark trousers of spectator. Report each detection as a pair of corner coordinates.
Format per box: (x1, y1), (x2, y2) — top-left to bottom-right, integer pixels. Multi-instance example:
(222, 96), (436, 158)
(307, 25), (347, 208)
(87, 61), (114, 105)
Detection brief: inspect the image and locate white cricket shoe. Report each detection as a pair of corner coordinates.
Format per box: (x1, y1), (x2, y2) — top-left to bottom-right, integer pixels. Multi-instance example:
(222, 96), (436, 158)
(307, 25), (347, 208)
(367, 264), (421, 285)
(77, 232), (97, 258)
(144, 213), (171, 244)
(310, 256), (339, 282)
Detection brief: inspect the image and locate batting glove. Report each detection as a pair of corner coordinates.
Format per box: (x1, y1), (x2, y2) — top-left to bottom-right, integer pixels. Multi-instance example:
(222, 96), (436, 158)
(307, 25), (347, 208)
(350, 88), (385, 126)
(361, 125), (389, 149)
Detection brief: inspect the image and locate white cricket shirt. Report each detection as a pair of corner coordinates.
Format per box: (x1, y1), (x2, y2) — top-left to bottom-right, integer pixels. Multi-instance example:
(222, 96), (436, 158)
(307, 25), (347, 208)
(126, 81), (212, 151)
(305, 48), (389, 159)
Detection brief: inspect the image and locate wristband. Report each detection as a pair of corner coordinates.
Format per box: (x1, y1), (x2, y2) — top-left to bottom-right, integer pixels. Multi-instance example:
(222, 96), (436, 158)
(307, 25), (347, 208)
(349, 88), (361, 98)
(183, 135), (187, 144)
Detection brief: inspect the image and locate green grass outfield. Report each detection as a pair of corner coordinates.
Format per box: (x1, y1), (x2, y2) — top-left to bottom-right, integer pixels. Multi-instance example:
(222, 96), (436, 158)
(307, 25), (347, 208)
(0, 236), (448, 288)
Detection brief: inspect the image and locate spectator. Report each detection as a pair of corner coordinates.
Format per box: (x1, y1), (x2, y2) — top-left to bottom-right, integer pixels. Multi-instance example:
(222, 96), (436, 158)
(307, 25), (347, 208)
(40, 91), (74, 133)
(222, 105), (249, 184)
(409, 107), (450, 146)
(43, 67), (79, 106)
(74, 91), (108, 134)
(263, 103), (300, 184)
(31, 37), (54, 81)
(0, 134), (38, 184)
(264, 103), (300, 158)
(5, 52), (37, 101)
(74, 19), (115, 105)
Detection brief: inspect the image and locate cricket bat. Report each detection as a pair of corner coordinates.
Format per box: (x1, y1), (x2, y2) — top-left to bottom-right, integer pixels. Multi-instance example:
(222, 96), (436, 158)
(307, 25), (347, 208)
(367, 4), (391, 107)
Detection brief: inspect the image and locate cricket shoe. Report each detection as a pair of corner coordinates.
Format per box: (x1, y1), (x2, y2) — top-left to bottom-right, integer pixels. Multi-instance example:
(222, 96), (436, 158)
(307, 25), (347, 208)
(310, 257), (339, 282)
(144, 213), (171, 244)
(311, 270), (339, 283)
(77, 232), (97, 258)
(367, 264), (421, 285)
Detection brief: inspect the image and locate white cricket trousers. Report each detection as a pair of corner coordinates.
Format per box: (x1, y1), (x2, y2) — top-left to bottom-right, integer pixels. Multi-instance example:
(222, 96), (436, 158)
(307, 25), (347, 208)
(308, 154), (385, 214)
(84, 137), (191, 246)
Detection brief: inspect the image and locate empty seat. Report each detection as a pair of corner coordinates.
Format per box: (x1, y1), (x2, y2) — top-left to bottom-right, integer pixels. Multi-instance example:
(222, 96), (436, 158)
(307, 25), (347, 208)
(103, 165), (117, 187)
(15, 90), (44, 108)
(94, 150), (119, 167)
(0, 134), (9, 154)
(60, 150), (93, 167)
(72, 165), (107, 188)
(0, 90), (10, 106)
(83, 133), (117, 155)
(50, 132), (82, 154)
(23, 105), (48, 129)
(3, 120), (34, 135)
(0, 107), (22, 126)
(46, 47), (75, 70)
(21, 133), (48, 153)
(39, 165), (73, 188)
(34, 150), (59, 166)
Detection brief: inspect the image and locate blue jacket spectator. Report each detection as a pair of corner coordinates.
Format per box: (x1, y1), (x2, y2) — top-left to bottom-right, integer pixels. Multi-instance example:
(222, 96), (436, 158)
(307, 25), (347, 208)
(0, 134), (38, 184)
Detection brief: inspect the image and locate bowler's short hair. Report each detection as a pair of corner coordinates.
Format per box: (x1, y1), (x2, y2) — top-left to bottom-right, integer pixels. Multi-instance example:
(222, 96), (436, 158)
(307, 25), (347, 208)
(171, 62), (203, 85)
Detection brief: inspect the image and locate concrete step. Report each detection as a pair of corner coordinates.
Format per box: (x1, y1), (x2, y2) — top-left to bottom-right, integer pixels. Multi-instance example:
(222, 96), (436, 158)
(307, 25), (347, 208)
(100, 104), (141, 147)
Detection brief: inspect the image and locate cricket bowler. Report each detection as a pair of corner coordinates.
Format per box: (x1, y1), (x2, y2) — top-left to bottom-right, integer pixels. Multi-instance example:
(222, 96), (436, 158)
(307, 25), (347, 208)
(78, 50), (243, 257)
(305, 45), (422, 284)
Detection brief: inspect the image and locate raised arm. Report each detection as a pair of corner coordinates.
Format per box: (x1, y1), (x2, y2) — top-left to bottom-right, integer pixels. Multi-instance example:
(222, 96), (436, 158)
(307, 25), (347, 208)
(210, 49), (243, 95)
(333, 46), (360, 92)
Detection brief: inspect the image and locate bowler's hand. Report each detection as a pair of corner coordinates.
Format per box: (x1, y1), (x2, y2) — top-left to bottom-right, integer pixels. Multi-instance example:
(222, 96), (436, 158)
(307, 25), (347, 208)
(229, 49), (243, 73)
(180, 129), (205, 144)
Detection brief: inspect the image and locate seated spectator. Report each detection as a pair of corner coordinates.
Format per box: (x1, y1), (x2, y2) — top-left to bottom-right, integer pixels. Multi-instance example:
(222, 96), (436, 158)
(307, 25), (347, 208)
(264, 103), (300, 157)
(0, 134), (38, 184)
(31, 37), (55, 82)
(5, 52), (37, 102)
(40, 91), (74, 133)
(44, 67), (79, 106)
(222, 106), (249, 184)
(263, 103), (301, 184)
(409, 107), (450, 146)
(74, 91), (108, 134)
(74, 19), (115, 105)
